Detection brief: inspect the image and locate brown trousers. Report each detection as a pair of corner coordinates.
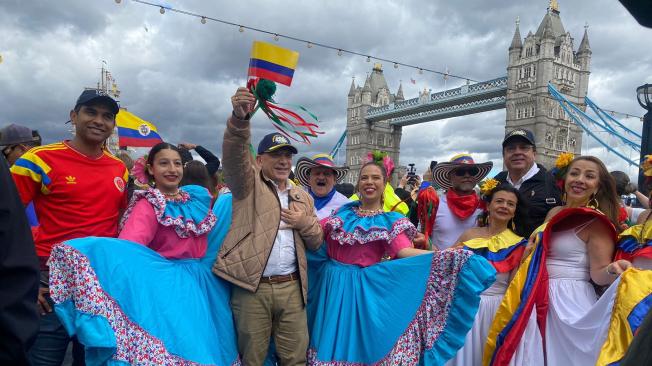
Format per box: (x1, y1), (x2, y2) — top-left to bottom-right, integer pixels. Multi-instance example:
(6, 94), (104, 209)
(231, 280), (308, 366)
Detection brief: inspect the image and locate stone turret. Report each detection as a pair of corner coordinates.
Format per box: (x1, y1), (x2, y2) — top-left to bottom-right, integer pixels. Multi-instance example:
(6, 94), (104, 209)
(348, 78), (356, 97)
(578, 26), (591, 54)
(345, 64), (404, 184)
(505, 1), (588, 168)
(509, 19), (523, 66)
(395, 82), (404, 102)
(576, 25), (592, 101)
(361, 75), (372, 105)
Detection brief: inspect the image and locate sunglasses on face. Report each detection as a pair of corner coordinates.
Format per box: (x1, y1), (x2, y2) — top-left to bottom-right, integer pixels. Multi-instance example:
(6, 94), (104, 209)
(453, 167), (479, 177)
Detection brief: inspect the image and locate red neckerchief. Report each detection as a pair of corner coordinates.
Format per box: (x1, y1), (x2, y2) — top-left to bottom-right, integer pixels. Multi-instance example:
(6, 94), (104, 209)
(446, 189), (480, 220)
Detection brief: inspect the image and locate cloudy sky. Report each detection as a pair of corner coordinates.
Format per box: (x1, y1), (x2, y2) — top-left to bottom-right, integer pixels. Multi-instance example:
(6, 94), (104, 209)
(1, 0), (651, 179)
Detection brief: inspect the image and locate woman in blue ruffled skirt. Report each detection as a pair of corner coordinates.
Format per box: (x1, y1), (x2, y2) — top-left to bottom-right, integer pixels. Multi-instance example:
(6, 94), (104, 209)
(306, 161), (496, 365)
(48, 143), (240, 365)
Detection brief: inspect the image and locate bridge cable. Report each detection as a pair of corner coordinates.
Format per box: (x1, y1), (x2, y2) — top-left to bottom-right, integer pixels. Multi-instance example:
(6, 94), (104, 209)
(548, 84), (637, 166)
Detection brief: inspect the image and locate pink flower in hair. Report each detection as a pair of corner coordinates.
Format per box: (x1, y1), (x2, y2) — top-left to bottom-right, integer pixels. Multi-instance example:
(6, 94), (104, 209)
(132, 156), (149, 186)
(365, 152), (374, 164)
(382, 155), (394, 178)
(365, 150), (394, 179)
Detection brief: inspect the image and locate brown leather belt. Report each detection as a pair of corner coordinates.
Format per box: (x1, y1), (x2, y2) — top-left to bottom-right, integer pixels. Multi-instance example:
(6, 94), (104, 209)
(259, 271), (299, 284)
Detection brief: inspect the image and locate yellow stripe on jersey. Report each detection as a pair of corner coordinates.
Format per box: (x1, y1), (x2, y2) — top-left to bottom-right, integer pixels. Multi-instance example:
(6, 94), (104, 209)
(27, 142), (67, 154)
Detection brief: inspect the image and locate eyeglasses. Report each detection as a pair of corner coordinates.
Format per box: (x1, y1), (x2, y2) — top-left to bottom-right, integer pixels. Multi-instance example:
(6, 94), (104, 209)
(453, 167), (479, 177)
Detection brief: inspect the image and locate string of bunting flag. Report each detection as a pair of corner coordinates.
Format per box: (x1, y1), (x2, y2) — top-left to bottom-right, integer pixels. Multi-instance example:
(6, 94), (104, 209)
(113, 0), (641, 120)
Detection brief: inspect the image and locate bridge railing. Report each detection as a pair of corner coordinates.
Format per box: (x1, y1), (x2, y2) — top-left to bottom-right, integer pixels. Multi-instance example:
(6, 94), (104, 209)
(390, 95), (507, 126)
(366, 76), (508, 122)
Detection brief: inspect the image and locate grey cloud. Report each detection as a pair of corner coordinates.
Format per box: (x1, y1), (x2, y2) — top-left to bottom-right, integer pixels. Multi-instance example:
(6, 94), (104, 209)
(1, 0), (650, 179)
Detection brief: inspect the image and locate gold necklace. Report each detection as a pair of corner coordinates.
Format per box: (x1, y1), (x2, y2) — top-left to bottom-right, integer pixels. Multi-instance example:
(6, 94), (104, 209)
(357, 207), (383, 215)
(162, 190), (180, 198)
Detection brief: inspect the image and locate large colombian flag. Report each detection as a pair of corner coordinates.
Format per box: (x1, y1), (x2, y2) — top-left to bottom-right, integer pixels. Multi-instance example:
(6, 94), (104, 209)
(116, 109), (163, 148)
(596, 268), (652, 366)
(248, 41), (299, 86)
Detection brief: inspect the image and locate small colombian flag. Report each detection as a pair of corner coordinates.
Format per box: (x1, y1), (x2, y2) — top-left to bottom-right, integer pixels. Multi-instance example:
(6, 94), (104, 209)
(116, 109), (163, 148)
(248, 41), (299, 86)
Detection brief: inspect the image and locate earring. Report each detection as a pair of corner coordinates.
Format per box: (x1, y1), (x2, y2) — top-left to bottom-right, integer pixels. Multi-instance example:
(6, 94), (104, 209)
(562, 192), (567, 204)
(510, 219), (516, 231)
(587, 192), (599, 209)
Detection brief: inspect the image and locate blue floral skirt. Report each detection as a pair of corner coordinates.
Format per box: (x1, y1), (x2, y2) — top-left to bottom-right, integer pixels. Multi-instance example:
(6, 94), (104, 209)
(48, 194), (240, 365)
(306, 247), (496, 365)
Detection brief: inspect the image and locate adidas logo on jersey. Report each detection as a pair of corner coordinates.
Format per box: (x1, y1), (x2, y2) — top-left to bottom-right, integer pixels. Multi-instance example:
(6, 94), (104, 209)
(65, 176), (77, 184)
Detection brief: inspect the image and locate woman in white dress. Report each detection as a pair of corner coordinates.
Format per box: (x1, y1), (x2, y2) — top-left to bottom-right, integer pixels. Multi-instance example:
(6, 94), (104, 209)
(446, 183), (544, 366)
(485, 156), (633, 366)
(542, 156), (633, 365)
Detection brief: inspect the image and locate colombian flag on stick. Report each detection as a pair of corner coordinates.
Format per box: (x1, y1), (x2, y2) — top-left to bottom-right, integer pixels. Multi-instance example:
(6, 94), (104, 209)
(116, 109), (163, 148)
(248, 41), (299, 86)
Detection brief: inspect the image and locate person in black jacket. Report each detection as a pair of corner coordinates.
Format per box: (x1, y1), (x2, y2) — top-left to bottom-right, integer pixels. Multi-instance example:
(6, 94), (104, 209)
(179, 143), (221, 190)
(395, 172), (420, 227)
(494, 129), (562, 236)
(0, 154), (39, 364)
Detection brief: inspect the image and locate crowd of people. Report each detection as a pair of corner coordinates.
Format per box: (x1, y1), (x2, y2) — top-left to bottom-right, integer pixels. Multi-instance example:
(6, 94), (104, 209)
(1, 86), (652, 366)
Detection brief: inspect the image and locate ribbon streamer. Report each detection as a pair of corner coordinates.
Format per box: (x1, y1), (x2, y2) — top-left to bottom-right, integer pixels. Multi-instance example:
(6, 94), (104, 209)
(247, 78), (323, 144)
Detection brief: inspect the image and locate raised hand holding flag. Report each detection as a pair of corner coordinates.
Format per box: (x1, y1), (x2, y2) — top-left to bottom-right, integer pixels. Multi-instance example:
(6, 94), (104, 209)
(246, 41), (323, 144)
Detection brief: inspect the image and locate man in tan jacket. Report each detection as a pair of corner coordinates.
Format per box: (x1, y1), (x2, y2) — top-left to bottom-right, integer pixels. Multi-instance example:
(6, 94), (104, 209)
(213, 87), (323, 365)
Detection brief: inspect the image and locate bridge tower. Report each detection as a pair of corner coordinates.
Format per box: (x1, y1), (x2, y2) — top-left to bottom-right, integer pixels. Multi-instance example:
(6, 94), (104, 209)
(345, 63), (403, 184)
(506, 1), (591, 167)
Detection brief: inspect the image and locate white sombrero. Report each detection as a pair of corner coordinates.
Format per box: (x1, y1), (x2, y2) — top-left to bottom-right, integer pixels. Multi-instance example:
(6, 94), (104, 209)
(295, 154), (349, 187)
(432, 153), (493, 190)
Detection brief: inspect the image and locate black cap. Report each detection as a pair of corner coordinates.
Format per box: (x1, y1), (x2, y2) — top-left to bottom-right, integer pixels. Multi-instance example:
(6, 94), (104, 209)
(257, 133), (298, 155)
(502, 128), (535, 147)
(74, 89), (119, 115)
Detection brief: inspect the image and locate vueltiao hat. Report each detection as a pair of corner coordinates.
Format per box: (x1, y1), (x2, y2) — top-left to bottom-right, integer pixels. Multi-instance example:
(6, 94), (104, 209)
(432, 153), (493, 190)
(295, 153), (349, 187)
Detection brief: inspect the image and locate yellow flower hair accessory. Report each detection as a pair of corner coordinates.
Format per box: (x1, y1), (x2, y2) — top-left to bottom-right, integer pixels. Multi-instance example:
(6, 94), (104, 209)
(480, 178), (499, 197)
(550, 152), (575, 191)
(555, 152), (574, 170)
(551, 152), (574, 181)
(642, 154), (652, 177)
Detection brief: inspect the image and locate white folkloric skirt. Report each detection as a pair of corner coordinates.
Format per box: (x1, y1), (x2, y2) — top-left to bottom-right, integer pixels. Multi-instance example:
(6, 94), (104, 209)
(446, 273), (544, 366)
(545, 277), (619, 365)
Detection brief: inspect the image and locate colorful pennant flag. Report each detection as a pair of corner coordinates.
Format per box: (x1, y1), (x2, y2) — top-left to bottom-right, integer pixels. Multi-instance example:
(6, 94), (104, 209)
(248, 41), (299, 86)
(116, 109), (163, 148)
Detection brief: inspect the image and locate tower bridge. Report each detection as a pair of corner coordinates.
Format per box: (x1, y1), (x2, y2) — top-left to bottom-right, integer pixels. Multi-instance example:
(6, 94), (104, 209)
(345, 2), (590, 184)
(366, 77), (508, 126)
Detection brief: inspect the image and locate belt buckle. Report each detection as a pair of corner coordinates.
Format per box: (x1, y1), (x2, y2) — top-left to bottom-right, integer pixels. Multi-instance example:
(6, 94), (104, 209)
(265, 275), (275, 283)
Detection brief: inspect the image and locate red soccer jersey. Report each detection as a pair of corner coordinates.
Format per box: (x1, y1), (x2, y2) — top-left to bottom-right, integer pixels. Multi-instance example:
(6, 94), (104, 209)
(11, 141), (128, 258)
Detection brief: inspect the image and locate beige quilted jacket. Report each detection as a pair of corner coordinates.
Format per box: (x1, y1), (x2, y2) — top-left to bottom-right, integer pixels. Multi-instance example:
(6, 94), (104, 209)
(212, 115), (323, 304)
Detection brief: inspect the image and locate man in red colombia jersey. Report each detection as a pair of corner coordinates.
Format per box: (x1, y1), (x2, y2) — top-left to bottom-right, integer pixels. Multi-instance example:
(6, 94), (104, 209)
(11, 89), (128, 366)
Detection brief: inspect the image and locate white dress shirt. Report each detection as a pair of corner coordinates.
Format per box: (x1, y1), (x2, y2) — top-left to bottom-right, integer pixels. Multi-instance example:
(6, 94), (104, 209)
(262, 179), (297, 277)
(507, 164), (540, 190)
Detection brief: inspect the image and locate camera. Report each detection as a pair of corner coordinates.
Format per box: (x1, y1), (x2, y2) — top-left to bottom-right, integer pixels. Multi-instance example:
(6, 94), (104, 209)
(407, 163), (418, 185)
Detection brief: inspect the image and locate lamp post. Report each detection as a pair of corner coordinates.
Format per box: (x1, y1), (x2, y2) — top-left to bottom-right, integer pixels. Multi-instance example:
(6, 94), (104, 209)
(637, 84), (652, 194)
